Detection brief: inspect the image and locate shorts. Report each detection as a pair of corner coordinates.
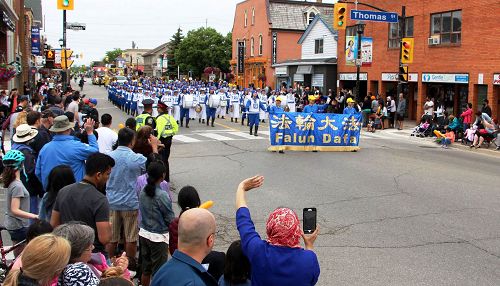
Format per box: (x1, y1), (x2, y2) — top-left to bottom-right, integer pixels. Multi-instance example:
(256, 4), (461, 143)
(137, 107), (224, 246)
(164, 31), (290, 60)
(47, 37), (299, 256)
(110, 210), (139, 243)
(8, 227), (28, 242)
(397, 114), (404, 121)
(139, 236), (168, 276)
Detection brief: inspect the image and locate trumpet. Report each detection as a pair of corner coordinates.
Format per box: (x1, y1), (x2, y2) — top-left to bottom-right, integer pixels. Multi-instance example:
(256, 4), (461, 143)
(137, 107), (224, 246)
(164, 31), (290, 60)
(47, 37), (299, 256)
(284, 105), (290, 112)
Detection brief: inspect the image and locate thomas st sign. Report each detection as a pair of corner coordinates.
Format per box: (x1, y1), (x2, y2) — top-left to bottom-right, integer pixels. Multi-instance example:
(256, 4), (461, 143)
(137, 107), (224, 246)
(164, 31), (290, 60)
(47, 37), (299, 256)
(350, 10), (398, 23)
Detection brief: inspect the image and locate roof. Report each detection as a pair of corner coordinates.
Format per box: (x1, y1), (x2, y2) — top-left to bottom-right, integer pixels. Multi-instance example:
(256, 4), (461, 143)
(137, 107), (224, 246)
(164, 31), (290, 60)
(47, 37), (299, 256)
(24, 0), (43, 25)
(273, 57), (337, 67)
(298, 14), (337, 44)
(142, 43), (169, 57)
(268, 0), (333, 31)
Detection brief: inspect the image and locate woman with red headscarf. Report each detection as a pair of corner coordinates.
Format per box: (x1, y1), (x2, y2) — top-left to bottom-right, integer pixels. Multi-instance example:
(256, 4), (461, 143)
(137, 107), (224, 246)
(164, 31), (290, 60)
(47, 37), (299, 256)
(235, 175), (320, 285)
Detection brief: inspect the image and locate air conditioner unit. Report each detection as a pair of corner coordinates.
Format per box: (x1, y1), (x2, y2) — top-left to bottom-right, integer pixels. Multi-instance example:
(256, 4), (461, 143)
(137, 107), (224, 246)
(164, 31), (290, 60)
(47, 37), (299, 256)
(428, 36), (440, 45)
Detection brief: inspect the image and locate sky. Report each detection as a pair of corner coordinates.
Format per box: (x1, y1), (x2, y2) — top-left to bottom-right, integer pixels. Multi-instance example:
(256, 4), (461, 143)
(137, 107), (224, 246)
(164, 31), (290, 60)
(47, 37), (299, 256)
(41, 0), (336, 66)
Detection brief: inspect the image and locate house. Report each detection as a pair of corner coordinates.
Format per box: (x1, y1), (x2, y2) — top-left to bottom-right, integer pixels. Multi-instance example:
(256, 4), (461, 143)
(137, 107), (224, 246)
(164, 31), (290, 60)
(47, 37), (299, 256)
(142, 43), (168, 77)
(274, 14), (338, 94)
(231, 0), (333, 89)
(123, 48), (150, 73)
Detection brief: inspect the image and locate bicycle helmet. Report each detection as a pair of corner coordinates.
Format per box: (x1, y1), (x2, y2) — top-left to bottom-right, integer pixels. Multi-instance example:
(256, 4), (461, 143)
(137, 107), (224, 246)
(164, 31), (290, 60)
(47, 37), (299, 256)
(2, 150), (25, 169)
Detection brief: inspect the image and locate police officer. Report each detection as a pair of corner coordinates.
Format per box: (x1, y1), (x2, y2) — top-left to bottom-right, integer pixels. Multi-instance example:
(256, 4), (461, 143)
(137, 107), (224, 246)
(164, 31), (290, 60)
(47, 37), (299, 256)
(156, 102), (178, 182)
(135, 98), (156, 131)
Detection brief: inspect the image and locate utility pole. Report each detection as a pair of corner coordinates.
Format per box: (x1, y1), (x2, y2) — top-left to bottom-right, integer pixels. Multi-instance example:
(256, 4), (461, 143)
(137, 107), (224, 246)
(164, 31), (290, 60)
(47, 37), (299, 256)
(395, 6), (406, 127)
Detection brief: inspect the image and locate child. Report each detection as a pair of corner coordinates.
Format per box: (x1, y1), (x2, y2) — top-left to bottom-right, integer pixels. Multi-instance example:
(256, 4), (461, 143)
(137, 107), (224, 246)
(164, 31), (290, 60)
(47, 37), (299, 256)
(463, 125), (477, 145)
(441, 127), (455, 149)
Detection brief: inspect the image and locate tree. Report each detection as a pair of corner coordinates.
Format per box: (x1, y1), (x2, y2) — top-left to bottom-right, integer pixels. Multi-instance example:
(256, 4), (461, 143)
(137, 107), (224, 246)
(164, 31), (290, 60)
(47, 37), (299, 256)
(103, 48), (124, 64)
(166, 28), (184, 77)
(174, 27), (232, 78)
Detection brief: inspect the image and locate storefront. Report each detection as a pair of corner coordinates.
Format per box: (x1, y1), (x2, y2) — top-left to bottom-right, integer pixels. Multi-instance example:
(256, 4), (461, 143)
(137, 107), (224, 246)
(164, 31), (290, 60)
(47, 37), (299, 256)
(381, 72), (419, 119)
(275, 66), (290, 90)
(494, 74), (500, 119)
(339, 72), (367, 100)
(421, 73), (469, 117)
(274, 60), (337, 94)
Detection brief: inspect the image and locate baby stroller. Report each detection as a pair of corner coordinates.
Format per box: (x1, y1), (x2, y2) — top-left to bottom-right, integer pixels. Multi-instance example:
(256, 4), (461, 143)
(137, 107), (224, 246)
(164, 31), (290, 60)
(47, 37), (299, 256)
(411, 120), (431, 138)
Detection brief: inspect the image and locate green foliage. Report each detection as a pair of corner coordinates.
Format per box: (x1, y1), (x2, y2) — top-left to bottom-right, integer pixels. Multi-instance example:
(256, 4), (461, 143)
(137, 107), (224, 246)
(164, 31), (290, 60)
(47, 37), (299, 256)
(103, 48), (124, 63)
(174, 27), (232, 78)
(166, 28), (184, 77)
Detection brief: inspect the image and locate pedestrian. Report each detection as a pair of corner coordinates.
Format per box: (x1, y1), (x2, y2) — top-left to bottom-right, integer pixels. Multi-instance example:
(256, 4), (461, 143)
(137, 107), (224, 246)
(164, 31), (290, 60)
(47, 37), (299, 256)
(50, 152), (115, 255)
(139, 161), (174, 286)
(66, 92), (81, 127)
(481, 99), (492, 117)
(179, 88), (192, 128)
(2, 234), (71, 286)
(460, 103), (473, 134)
(235, 175), (320, 286)
(35, 115), (98, 191)
(11, 124), (44, 217)
(155, 102), (178, 182)
(218, 240), (251, 286)
(96, 113), (118, 154)
(30, 109), (54, 154)
(38, 165), (75, 222)
(79, 77), (85, 91)
(245, 91), (267, 136)
(106, 127), (160, 267)
(133, 126), (155, 157)
(151, 208), (218, 286)
(396, 93), (406, 130)
(2, 150), (39, 257)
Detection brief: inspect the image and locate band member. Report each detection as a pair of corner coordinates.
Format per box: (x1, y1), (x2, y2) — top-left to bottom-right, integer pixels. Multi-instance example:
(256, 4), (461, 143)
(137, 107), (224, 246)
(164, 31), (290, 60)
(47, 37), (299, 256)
(205, 88), (220, 127)
(136, 87), (145, 115)
(246, 91), (267, 136)
(135, 98), (156, 131)
(179, 88), (192, 128)
(125, 87), (133, 115)
(156, 102), (178, 182)
(286, 88), (296, 112)
(172, 90), (180, 123)
(218, 89), (228, 119)
(130, 87), (138, 117)
(198, 88), (207, 124)
(241, 89), (251, 126)
(230, 88), (241, 123)
(189, 88), (198, 120)
(259, 89), (268, 123)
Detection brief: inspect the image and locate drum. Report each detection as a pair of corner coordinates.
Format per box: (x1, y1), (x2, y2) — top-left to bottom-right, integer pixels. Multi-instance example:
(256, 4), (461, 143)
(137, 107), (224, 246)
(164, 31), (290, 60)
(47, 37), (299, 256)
(208, 94), (221, 108)
(183, 93), (194, 108)
(220, 96), (228, 107)
(195, 105), (202, 113)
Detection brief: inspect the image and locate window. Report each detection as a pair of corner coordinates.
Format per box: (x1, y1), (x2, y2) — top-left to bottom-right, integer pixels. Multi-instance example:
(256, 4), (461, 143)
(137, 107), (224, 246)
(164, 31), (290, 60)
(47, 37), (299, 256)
(308, 12), (316, 24)
(244, 10), (247, 27)
(431, 10), (461, 44)
(387, 17), (414, 49)
(250, 37), (254, 56)
(258, 35), (263, 55)
(252, 8), (255, 25)
(314, 39), (324, 54)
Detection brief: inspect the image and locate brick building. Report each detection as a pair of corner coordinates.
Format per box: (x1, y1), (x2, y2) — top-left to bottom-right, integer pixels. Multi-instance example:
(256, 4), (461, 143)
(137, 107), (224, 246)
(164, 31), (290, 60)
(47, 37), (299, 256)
(231, 0), (333, 89)
(336, 0), (500, 121)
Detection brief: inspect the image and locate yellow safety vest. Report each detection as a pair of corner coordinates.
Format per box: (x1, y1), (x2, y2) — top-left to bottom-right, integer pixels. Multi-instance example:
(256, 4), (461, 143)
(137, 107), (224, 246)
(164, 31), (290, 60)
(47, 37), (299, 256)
(156, 113), (178, 138)
(135, 113), (152, 131)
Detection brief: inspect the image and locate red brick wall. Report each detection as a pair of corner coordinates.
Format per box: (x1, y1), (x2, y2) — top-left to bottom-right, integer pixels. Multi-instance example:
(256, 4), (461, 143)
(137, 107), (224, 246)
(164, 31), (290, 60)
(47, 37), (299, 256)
(337, 0), (500, 121)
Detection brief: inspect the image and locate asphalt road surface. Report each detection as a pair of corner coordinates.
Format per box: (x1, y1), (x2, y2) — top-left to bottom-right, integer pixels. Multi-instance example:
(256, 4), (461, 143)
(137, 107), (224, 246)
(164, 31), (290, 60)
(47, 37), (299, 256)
(3, 82), (500, 285)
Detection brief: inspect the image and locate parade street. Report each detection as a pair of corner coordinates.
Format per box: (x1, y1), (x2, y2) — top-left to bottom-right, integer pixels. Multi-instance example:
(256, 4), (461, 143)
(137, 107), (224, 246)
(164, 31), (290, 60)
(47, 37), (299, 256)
(81, 82), (500, 285)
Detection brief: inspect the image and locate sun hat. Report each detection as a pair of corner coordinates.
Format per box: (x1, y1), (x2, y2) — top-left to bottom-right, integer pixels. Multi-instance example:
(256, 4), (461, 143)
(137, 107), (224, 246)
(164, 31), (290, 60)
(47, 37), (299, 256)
(49, 115), (73, 132)
(12, 124), (38, 143)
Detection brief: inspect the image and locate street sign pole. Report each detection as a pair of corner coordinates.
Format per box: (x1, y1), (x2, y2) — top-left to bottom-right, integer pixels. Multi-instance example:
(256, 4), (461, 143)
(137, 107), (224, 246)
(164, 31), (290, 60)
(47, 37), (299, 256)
(62, 9), (68, 91)
(396, 6), (406, 128)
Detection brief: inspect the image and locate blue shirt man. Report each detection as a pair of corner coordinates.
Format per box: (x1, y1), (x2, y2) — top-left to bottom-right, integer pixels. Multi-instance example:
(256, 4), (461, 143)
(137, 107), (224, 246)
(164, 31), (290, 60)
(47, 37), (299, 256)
(36, 115), (98, 190)
(303, 103), (328, 113)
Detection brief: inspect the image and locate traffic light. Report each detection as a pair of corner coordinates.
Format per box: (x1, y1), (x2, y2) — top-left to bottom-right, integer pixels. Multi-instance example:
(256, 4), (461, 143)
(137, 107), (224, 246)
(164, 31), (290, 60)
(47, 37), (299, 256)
(333, 3), (347, 30)
(45, 50), (55, 69)
(57, 0), (74, 10)
(399, 66), (409, 83)
(401, 38), (414, 64)
(60, 49), (74, 69)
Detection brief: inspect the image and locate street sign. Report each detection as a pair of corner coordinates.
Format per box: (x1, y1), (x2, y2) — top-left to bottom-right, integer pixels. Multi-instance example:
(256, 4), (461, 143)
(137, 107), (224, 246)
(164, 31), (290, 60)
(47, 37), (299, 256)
(66, 22), (86, 31)
(350, 10), (398, 23)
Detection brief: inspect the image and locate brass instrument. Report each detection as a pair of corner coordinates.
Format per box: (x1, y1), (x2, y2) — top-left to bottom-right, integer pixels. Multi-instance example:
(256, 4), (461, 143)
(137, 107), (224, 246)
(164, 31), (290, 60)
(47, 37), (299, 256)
(284, 105), (290, 112)
(195, 105), (202, 113)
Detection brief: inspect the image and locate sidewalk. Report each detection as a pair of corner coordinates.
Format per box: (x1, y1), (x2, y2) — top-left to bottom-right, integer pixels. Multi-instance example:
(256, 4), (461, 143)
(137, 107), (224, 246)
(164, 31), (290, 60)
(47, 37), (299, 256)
(363, 120), (500, 157)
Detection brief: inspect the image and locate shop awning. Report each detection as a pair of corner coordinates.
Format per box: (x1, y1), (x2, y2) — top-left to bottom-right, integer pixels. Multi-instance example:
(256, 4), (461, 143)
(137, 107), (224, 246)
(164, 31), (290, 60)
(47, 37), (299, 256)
(296, 65), (313, 74)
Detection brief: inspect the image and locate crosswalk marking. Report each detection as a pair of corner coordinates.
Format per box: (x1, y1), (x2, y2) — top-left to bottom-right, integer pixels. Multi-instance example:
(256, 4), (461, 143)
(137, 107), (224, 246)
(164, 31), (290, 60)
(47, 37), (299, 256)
(174, 135), (202, 143)
(229, 131), (265, 140)
(197, 133), (236, 141)
(260, 131), (271, 136)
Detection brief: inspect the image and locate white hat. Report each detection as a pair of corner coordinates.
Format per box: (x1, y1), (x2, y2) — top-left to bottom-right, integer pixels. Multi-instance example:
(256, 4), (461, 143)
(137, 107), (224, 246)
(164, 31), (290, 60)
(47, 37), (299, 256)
(13, 124), (38, 143)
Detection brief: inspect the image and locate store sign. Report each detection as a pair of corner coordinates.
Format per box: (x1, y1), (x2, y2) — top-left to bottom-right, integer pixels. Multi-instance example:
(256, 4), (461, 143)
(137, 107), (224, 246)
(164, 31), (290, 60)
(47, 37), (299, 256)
(272, 32), (277, 65)
(493, 74), (500, 85)
(275, 66), (288, 76)
(422, 73), (469, 84)
(339, 73), (367, 81)
(31, 26), (41, 56)
(2, 11), (15, 31)
(237, 42), (245, 74)
(381, 72), (418, 82)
